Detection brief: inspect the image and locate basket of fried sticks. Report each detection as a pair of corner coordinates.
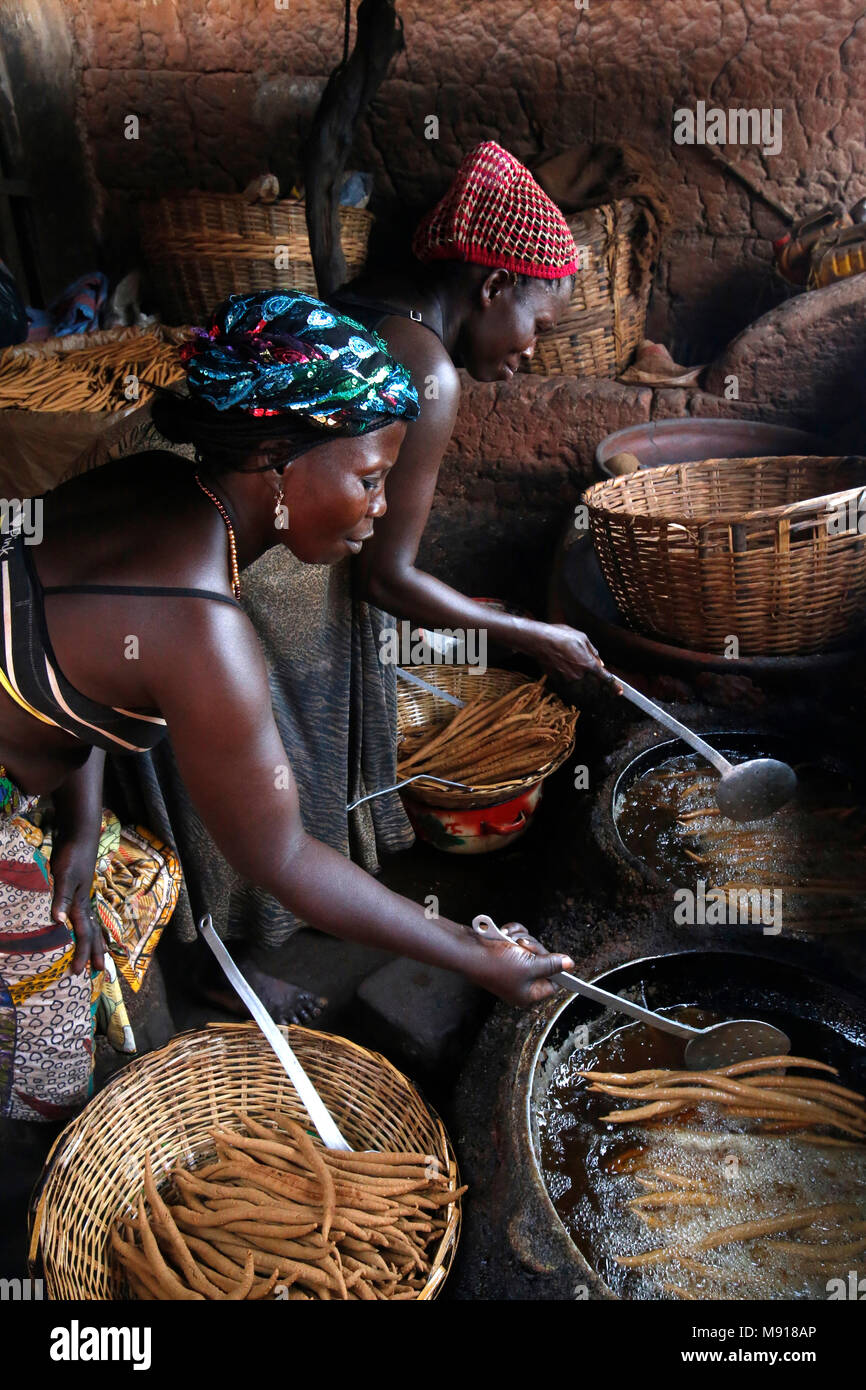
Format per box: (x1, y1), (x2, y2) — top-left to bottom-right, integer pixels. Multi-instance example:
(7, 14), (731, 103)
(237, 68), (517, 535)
(396, 666), (579, 809)
(0, 326), (188, 413)
(29, 1023), (463, 1301)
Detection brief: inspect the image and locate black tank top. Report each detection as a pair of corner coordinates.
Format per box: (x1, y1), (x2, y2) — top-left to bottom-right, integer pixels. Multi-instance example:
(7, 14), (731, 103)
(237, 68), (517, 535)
(330, 293), (446, 346)
(0, 526), (241, 754)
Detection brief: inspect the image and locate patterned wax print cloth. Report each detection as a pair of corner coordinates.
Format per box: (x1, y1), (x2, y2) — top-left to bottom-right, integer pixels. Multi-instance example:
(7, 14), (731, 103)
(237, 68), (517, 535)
(93, 819), (181, 994)
(0, 784), (95, 1120)
(0, 788), (181, 1120)
(35, 809), (182, 998)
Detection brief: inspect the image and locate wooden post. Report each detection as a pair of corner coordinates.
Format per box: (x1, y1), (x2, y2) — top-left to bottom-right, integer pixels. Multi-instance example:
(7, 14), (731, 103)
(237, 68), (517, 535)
(0, 0), (96, 304)
(303, 0), (404, 300)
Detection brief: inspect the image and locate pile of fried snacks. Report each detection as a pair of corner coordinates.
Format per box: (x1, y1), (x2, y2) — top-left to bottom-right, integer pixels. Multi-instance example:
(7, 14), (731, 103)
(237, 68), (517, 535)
(397, 677), (578, 786)
(112, 1113), (465, 1300)
(0, 335), (185, 412)
(580, 1054), (866, 1139)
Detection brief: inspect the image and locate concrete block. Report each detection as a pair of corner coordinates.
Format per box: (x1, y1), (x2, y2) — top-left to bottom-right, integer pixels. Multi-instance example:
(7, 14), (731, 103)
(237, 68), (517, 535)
(356, 956), (486, 1077)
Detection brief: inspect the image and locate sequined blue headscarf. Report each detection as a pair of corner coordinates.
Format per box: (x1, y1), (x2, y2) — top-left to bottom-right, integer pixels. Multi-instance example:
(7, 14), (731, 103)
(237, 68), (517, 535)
(180, 290), (419, 434)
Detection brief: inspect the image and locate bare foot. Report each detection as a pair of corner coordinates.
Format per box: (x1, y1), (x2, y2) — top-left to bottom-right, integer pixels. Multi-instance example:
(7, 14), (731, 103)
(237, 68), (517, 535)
(194, 960), (326, 1026)
(243, 963), (326, 1025)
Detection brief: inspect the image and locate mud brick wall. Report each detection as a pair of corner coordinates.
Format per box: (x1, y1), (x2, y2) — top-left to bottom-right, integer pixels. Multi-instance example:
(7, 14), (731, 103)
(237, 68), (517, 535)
(66, 0), (866, 361)
(50, 2), (866, 610)
(416, 376), (799, 615)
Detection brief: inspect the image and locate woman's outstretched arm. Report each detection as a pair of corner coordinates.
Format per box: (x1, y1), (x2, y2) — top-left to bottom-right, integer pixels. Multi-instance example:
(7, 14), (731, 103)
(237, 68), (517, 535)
(152, 599), (573, 1006)
(356, 317), (603, 681)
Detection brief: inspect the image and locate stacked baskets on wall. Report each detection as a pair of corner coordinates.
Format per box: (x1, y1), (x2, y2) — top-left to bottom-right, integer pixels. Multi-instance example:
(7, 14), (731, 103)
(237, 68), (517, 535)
(140, 193), (374, 326)
(584, 455), (866, 656)
(528, 198), (660, 377)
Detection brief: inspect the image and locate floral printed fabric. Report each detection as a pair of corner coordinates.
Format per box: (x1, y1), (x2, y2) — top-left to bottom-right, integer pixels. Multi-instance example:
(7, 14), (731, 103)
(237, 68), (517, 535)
(0, 800), (94, 1121)
(91, 817), (181, 994)
(0, 802), (181, 1120)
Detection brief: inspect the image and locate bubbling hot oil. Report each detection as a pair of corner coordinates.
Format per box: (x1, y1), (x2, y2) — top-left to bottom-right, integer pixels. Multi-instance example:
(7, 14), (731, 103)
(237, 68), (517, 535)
(614, 752), (866, 931)
(537, 1014), (866, 1300)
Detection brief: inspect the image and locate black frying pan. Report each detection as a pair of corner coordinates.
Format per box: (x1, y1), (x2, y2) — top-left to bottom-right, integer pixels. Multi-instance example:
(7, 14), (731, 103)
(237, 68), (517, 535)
(529, 949), (866, 1298)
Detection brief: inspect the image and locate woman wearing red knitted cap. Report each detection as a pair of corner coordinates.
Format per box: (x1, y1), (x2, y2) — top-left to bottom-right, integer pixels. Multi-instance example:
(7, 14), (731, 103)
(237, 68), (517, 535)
(331, 140), (604, 681)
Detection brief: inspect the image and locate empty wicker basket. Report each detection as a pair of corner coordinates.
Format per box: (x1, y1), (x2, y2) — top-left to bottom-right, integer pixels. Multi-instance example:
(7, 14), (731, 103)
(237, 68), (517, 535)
(528, 199), (658, 377)
(140, 193), (373, 326)
(584, 455), (866, 656)
(29, 1023), (462, 1301)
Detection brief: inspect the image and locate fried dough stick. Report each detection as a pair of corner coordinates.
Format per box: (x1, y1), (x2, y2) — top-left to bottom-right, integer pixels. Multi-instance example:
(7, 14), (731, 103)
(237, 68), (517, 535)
(580, 1058), (866, 1137)
(615, 1202), (860, 1267)
(628, 1191), (721, 1210)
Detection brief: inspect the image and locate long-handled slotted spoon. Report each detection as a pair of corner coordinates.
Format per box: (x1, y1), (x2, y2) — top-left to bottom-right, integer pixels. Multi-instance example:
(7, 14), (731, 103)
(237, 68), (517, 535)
(472, 915), (791, 1068)
(601, 671), (797, 821)
(399, 662), (797, 821)
(198, 915), (353, 1150)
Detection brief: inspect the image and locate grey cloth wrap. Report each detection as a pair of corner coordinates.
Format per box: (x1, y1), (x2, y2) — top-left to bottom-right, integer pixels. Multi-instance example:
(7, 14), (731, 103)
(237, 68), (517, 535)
(74, 408), (414, 948)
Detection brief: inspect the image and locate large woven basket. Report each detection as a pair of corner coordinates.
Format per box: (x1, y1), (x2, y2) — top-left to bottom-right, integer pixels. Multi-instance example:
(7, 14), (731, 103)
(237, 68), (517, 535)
(584, 455), (866, 656)
(140, 193), (374, 326)
(28, 1023), (461, 1301)
(528, 199), (657, 377)
(396, 665), (576, 809)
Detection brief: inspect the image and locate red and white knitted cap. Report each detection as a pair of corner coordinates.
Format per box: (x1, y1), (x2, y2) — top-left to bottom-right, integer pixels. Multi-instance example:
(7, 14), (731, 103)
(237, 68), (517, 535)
(412, 141), (578, 279)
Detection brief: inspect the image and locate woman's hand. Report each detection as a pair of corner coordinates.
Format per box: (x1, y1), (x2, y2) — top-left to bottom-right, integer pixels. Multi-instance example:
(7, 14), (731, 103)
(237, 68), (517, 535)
(472, 922), (574, 1007)
(49, 749), (106, 975)
(50, 825), (104, 974)
(527, 622), (605, 682)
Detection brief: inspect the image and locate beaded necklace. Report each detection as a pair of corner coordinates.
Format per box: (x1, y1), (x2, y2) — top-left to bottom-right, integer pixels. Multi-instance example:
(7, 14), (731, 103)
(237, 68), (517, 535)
(194, 475), (241, 600)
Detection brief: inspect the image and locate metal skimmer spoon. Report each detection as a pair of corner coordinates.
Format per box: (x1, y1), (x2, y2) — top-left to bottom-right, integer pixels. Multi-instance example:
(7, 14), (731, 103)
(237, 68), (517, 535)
(398, 665), (797, 822)
(472, 916), (791, 1069)
(603, 671), (797, 821)
(198, 915), (352, 1150)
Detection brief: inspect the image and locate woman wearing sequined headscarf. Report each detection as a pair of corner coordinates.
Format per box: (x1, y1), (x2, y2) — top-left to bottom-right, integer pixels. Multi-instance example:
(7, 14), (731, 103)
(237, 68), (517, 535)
(2, 291), (574, 1119)
(132, 292), (433, 1017)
